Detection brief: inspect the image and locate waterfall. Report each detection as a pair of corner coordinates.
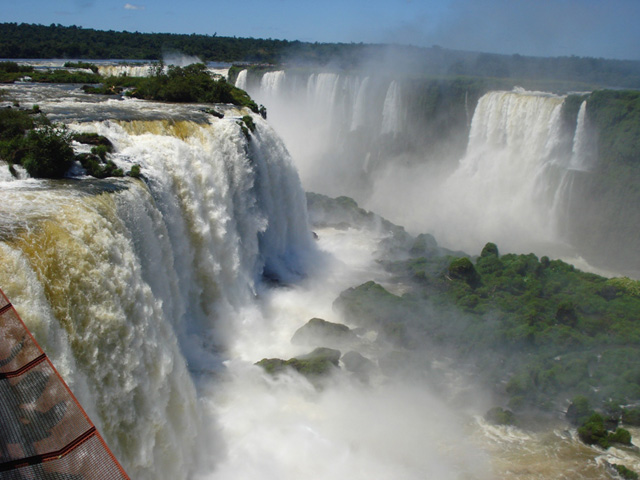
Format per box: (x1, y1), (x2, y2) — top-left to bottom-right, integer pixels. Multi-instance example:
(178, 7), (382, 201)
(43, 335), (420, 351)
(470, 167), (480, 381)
(0, 103), (315, 479)
(241, 70), (404, 196)
(350, 76), (371, 131)
(381, 81), (403, 135)
(435, 89), (568, 250)
(569, 100), (596, 171)
(235, 69), (248, 90)
(260, 70), (287, 97)
(98, 64), (156, 77)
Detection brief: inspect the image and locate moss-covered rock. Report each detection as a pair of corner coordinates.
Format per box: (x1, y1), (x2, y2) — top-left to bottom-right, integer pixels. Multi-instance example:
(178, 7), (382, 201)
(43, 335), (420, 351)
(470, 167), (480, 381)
(72, 132), (114, 150)
(256, 347), (341, 378)
(291, 318), (356, 347)
(480, 242), (499, 258)
(485, 407), (516, 426)
(333, 281), (414, 347)
(409, 233), (438, 257)
(448, 257), (481, 288)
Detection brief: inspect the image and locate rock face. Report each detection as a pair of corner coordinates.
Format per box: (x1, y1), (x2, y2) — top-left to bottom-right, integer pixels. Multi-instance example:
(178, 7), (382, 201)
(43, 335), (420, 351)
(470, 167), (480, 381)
(291, 318), (357, 348)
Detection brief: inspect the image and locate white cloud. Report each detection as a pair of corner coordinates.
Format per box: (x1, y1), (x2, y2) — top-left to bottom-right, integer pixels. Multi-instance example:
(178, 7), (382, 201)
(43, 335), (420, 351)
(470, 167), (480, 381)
(124, 3), (145, 10)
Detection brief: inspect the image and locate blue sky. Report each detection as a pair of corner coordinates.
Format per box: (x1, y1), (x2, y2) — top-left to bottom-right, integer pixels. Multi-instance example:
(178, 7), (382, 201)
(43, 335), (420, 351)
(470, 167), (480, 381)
(3, 0), (640, 60)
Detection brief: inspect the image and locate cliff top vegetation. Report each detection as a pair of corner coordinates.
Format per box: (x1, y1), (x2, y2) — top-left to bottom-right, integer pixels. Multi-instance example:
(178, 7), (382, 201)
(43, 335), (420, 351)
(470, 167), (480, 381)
(2, 22), (640, 89)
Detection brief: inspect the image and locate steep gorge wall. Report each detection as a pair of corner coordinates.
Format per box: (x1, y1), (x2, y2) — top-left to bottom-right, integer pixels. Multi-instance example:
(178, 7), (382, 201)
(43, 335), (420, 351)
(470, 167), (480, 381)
(564, 90), (640, 274)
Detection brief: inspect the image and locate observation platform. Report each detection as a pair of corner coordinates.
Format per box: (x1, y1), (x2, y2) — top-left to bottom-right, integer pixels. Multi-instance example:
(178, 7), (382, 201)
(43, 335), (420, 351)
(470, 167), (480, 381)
(0, 288), (130, 480)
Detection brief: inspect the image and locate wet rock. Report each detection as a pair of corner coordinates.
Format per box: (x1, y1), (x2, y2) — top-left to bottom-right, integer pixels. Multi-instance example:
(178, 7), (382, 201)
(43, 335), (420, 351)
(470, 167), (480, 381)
(291, 318), (356, 348)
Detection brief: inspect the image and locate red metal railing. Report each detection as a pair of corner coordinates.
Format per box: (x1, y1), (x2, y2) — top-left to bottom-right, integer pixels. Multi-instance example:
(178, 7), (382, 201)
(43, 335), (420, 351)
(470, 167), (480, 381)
(0, 288), (130, 480)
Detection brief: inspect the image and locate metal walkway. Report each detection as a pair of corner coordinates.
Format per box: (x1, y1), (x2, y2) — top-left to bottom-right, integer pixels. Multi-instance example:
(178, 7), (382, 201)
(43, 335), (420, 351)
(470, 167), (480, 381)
(0, 288), (130, 480)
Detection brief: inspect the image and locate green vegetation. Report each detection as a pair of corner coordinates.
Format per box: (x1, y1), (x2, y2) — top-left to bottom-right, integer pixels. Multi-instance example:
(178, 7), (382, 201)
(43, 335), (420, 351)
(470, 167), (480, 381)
(613, 464), (639, 480)
(2, 23), (640, 88)
(63, 61), (98, 73)
(0, 107), (130, 179)
(335, 240), (640, 415)
(128, 164), (141, 179)
(86, 63), (265, 115)
(291, 318), (356, 347)
(0, 61), (101, 84)
(20, 125), (76, 178)
(484, 407), (516, 426)
(566, 397), (632, 449)
(237, 115), (257, 139)
(256, 347), (341, 378)
(0, 107), (75, 178)
(587, 90), (640, 169)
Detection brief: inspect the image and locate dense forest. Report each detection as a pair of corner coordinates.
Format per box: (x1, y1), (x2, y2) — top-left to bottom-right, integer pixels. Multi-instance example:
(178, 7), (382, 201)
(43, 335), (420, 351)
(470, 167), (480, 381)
(2, 22), (640, 88)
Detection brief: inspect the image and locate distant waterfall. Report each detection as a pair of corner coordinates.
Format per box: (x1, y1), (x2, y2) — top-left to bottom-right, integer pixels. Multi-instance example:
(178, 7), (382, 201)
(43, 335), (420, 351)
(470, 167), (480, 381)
(261, 70), (287, 97)
(235, 69), (248, 90)
(430, 89), (578, 252)
(350, 76), (372, 131)
(0, 110), (315, 480)
(381, 81), (403, 135)
(569, 100), (596, 171)
(236, 69), (404, 195)
(98, 64), (155, 77)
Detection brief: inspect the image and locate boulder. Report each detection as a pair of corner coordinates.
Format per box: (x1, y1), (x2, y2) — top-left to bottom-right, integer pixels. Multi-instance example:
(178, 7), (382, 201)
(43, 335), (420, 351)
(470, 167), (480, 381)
(291, 318), (356, 348)
(256, 347), (341, 378)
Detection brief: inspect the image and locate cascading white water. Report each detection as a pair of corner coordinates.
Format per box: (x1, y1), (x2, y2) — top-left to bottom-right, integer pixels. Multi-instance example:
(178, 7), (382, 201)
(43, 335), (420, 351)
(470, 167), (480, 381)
(569, 100), (596, 171)
(260, 70), (287, 98)
(0, 87), (315, 479)
(350, 76), (372, 131)
(367, 88), (588, 258)
(97, 64), (156, 77)
(381, 80), (403, 135)
(235, 69), (248, 91)
(97, 64), (228, 78)
(0, 184), (204, 480)
(238, 70), (402, 196)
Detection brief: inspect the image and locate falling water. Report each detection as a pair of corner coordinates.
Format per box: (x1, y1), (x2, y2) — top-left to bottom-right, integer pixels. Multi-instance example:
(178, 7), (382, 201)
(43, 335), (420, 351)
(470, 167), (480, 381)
(0, 84), (315, 479)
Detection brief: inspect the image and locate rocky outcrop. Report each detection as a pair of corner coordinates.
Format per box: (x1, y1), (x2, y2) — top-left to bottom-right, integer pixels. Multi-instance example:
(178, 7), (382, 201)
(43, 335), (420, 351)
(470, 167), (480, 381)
(256, 347), (341, 378)
(291, 318), (356, 348)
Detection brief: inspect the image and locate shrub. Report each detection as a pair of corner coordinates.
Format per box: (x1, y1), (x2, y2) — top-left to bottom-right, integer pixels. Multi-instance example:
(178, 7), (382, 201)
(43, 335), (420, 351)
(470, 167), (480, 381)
(21, 125), (75, 178)
(128, 164), (141, 178)
(613, 464), (639, 480)
(609, 427), (632, 446)
(577, 413), (610, 448)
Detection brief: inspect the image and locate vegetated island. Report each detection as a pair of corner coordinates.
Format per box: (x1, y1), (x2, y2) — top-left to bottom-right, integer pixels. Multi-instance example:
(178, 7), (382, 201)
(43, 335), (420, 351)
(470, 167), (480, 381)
(0, 60), (264, 179)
